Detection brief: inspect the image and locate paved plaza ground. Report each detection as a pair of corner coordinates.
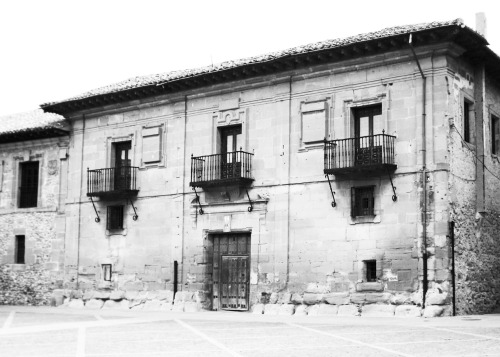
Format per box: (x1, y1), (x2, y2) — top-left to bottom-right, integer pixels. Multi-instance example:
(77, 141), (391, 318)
(0, 306), (500, 356)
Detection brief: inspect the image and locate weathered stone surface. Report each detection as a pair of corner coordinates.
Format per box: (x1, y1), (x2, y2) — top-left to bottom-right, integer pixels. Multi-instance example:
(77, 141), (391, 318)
(264, 304), (280, 315)
(109, 291), (125, 300)
(338, 305), (359, 316)
(365, 293), (392, 304)
(350, 293), (366, 304)
(194, 291), (206, 304)
(171, 302), (184, 312)
(174, 291), (194, 302)
(294, 305), (308, 316)
(278, 293), (292, 304)
(269, 292), (279, 304)
(411, 291), (423, 306)
(157, 290), (174, 302)
(291, 293), (303, 304)
(93, 291), (110, 300)
(82, 290), (95, 301)
(143, 299), (162, 310)
(305, 283), (329, 294)
(130, 303), (144, 311)
(361, 304), (395, 317)
(124, 291), (139, 300)
(251, 303), (264, 314)
(160, 302), (173, 311)
(316, 304), (339, 315)
(71, 290), (83, 299)
(85, 299), (104, 309)
(184, 302), (200, 313)
(68, 299), (84, 309)
(390, 293), (412, 305)
(323, 292), (349, 305)
(303, 293), (322, 305)
(103, 300), (129, 310)
(423, 305), (444, 318)
(426, 292), (448, 305)
(395, 305), (421, 317)
(307, 304), (321, 316)
(356, 282), (384, 292)
(278, 304), (295, 315)
(129, 299), (143, 308)
(137, 291), (149, 300)
(146, 291), (159, 300)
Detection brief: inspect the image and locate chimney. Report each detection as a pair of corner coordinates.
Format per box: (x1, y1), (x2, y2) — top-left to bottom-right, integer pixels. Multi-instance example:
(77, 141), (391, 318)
(475, 12), (487, 38)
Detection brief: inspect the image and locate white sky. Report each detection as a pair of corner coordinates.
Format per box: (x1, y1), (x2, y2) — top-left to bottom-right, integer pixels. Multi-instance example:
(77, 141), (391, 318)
(0, 0), (499, 117)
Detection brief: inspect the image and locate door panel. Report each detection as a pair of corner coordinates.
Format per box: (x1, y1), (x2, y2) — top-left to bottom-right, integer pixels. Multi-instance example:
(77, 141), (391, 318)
(114, 141), (132, 190)
(220, 126), (242, 179)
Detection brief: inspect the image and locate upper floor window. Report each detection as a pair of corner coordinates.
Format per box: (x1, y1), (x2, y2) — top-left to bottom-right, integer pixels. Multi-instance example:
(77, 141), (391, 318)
(351, 186), (375, 217)
(107, 205), (124, 230)
(492, 115), (499, 155)
(353, 104), (383, 138)
(301, 100), (328, 144)
(463, 100), (475, 144)
(19, 161), (39, 208)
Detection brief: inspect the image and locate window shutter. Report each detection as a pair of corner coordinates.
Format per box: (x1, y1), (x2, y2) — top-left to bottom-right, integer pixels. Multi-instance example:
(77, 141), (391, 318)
(350, 187), (356, 217)
(107, 206), (124, 230)
(142, 127), (161, 164)
(301, 101), (327, 143)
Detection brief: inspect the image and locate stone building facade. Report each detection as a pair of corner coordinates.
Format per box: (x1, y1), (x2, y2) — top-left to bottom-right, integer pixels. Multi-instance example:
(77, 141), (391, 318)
(1, 19), (493, 316)
(0, 110), (69, 305)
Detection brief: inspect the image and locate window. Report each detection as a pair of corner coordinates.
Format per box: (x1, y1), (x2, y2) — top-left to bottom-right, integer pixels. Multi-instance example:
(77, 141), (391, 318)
(301, 100), (327, 144)
(365, 260), (377, 282)
(107, 205), (124, 230)
(15, 235), (25, 264)
(219, 125), (242, 179)
(113, 141), (132, 191)
(351, 186), (375, 217)
(492, 115), (500, 155)
(19, 161), (39, 208)
(142, 127), (162, 164)
(464, 100), (475, 144)
(353, 104), (383, 138)
(102, 264), (112, 281)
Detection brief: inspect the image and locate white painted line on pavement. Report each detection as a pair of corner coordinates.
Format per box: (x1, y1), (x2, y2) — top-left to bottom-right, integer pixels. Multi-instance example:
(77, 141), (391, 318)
(2, 311), (15, 330)
(423, 325), (500, 342)
(174, 319), (243, 357)
(76, 326), (86, 357)
(287, 323), (414, 357)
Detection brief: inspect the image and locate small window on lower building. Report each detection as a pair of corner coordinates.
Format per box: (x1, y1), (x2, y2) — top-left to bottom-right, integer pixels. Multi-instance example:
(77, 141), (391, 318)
(492, 115), (500, 155)
(351, 186), (375, 217)
(102, 264), (112, 281)
(107, 205), (124, 230)
(15, 235), (25, 264)
(365, 260), (377, 282)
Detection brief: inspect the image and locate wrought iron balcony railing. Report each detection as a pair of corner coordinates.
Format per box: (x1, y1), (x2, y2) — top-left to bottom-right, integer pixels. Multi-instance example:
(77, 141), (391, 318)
(324, 133), (396, 175)
(87, 166), (139, 198)
(190, 151), (254, 188)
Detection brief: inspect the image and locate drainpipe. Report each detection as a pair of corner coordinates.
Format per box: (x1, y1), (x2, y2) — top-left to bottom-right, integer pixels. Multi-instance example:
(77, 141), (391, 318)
(449, 221), (456, 316)
(76, 113), (87, 288)
(409, 34), (428, 308)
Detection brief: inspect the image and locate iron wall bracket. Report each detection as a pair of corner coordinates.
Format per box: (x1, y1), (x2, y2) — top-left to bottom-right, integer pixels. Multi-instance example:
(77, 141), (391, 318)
(386, 167), (397, 201)
(245, 188), (254, 212)
(325, 174), (337, 208)
(192, 187), (204, 215)
(128, 197), (139, 220)
(89, 197), (100, 223)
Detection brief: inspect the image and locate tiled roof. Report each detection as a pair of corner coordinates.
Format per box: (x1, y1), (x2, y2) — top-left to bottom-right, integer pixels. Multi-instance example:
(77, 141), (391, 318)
(42, 19), (473, 107)
(0, 109), (67, 136)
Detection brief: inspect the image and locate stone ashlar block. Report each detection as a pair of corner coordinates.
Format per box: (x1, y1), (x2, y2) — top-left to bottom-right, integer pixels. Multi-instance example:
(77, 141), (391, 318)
(175, 291), (194, 302)
(146, 291), (159, 300)
(365, 293), (392, 304)
(264, 304), (280, 315)
(184, 302), (200, 313)
(278, 304), (295, 316)
(305, 283), (329, 294)
(93, 291), (110, 300)
(82, 290), (95, 301)
(361, 304), (395, 317)
(160, 302), (173, 311)
(316, 304), (339, 316)
(303, 293), (322, 305)
(278, 292), (292, 304)
(338, 305), (359, 316)
(109, 291), (125, 300)
(85, 299), (104, 310)
(157, 290), (174, 302)
(123, 282), (144, 291)
(171, 302), (184, 312)
(68, 299), (84, 309)
(390, 293), (412, 305)
(356, 282), (384, 292)
(426, 292), (448, 306)
(294, 305), (308, 316)
(129, 299), (143, 309)
(124, 291), (139, 301)
(130, 303), (144, 311)
(350, 293), (366, 304)
(251, 303), (264, 314)
(103, 300), (129, 310)
(269, 292), (279, 304)
(322, 292), (350, 305)
(395, 305), (421, 317)
(291, 293), (303, 304)
(423, 305), (444, 318)
(306, 305), (321, 316)
(143, 299), (162, 311)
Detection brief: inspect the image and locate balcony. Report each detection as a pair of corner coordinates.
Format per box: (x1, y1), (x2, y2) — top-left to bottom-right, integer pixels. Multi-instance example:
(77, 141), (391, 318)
(324, 133), (396, 176)
(190, 151), (254, 188)
(87, 166), (139, 198)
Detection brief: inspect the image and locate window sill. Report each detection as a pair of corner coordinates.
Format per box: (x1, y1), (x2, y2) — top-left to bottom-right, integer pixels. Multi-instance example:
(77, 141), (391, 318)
(349, 215), (380, 225)
(106, 228), (127, 237)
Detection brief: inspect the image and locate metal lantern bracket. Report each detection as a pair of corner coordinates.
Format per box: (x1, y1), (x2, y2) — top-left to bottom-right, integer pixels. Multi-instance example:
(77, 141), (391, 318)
(89, 197), (101, 223)
(245, 188), (254, 212)
(325, 174), (337, 208)
(128, 197), (139, 220)
(386, 168), (397, 202)
(192, 187), (204, 215)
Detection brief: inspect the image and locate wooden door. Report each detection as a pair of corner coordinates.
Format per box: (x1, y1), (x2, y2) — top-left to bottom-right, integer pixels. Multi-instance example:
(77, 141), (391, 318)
(114, 141), (131, 190)
(212, 233), (250, 311)
(354, 105), (382, 165)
